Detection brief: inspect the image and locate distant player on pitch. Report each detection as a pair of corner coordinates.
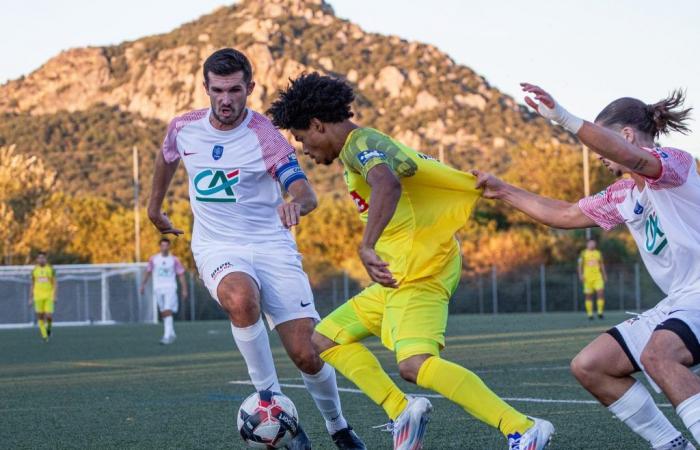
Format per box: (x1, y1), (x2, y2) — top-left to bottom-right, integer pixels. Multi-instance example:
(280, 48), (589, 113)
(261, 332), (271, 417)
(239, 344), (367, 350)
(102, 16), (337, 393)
(140, 237), (188, 344)
(474, 83), (698, 449)
(29, 252), (56, 342)
(578, 239), (607, 319)
(268, 72), (554, 450)
(147, 49), (365, 449)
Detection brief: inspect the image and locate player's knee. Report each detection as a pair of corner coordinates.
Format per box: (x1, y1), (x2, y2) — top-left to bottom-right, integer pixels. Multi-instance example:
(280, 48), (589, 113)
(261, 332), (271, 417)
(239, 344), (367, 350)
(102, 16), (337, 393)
(640, 346), (664, 376)
(570, 351), (601, 388)
(398, 355), (430, 384)
(311, 331), (336, 356)
(220, 292), (259, 325)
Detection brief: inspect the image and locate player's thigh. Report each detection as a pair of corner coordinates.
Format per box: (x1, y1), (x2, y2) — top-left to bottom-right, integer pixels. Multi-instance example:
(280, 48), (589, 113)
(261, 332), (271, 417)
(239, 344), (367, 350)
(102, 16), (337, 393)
(163, 290), (179, 314)
(648, 310), (700, 367)
(385, 282), (448, 361)
(583, 279), (595, 295)
(194, 246), (260, 306)
(253, 250), (319, 329)
(385, 256), (461, 361)
(34, 297), (45, 314)
(316, 284), (385, 345)
(594, 278), (605, 293)
(573, 332), (637, 379)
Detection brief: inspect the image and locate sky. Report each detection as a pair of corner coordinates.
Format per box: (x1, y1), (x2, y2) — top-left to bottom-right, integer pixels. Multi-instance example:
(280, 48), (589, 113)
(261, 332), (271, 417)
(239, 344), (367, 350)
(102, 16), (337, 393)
(1, 0), (699, 155)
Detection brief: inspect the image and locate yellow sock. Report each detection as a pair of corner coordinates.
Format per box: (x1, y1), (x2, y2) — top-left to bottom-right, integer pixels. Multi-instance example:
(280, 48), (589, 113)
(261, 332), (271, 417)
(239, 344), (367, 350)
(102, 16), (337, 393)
(597, 299), (605, 315)
(38, 319), (48, 339)
(320, 343), (407, 420)
(585, 300), (594, 317)
(416, 356), (533, 437)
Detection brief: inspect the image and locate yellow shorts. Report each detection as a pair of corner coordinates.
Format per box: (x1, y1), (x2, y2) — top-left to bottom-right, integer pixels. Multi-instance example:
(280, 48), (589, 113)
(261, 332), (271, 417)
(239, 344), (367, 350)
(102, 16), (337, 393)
(316, 253), (461, 362)
(583, 276), (604, 295)
(34, 296), (54, 314)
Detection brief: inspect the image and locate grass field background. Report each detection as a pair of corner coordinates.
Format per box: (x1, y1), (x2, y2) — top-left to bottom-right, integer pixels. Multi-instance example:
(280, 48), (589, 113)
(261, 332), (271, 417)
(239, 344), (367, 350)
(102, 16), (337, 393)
(1, 312), (689, 449)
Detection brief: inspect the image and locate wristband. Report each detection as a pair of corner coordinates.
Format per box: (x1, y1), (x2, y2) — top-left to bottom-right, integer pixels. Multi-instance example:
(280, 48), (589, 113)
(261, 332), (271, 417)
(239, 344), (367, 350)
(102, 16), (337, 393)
(538, 101), (584, 134)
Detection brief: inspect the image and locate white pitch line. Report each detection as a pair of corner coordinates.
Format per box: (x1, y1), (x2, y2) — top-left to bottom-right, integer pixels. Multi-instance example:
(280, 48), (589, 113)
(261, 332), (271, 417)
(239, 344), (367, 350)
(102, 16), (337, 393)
(228, 380), (673, 408)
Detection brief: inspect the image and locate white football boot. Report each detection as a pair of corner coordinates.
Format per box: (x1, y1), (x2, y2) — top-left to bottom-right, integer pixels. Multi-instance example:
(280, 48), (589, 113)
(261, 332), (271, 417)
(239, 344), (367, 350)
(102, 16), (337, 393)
(392, 396), (432, 450)
(507, 417), (554, 450)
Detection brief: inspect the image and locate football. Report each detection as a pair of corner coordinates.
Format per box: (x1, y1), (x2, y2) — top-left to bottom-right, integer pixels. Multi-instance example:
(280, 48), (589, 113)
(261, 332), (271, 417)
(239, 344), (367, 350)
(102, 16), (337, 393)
(237, 390), (299, 448)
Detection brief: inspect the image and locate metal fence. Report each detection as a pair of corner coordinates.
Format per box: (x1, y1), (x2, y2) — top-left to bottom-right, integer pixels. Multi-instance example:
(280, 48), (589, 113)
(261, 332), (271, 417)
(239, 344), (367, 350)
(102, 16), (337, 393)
(191, 261), (665, 320)
(1, 261), (665, 327)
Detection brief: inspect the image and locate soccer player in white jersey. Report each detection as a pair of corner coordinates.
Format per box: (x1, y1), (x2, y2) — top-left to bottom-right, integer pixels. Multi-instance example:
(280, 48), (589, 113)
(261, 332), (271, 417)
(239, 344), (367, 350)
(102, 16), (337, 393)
(474, 84), (698, 449)
(146, 48), (365, 450)
(140, 237), (188, 344)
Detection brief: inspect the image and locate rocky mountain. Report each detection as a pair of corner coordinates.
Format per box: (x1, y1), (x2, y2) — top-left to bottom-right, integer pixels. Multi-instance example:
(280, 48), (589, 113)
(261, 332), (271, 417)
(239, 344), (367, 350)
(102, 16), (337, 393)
(0, 0), (592, 203)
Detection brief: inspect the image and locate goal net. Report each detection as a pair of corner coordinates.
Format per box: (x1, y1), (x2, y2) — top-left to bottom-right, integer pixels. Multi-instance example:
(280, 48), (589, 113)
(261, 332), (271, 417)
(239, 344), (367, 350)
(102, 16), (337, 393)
(0, 263), (156, 328)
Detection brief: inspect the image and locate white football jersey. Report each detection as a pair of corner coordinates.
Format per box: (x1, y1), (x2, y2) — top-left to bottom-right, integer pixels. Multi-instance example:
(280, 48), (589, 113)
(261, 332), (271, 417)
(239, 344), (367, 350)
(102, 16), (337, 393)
(147, 253), (185, 292)
(162, 108), (307, 251)
(579, 147), (700, 302)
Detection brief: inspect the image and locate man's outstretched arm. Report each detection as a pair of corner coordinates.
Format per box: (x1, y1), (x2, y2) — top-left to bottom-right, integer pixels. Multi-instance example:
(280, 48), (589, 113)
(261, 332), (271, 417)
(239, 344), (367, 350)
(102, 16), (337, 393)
(472, 170), (596, 229)
(147, 151), (183, 235)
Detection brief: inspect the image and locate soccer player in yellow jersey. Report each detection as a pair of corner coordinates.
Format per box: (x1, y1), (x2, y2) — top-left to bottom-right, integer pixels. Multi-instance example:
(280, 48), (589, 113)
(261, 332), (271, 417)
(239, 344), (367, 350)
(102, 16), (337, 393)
(578, 239), (607, 320)
(268, 73), (554, 450)
(29, 252), (57, 342)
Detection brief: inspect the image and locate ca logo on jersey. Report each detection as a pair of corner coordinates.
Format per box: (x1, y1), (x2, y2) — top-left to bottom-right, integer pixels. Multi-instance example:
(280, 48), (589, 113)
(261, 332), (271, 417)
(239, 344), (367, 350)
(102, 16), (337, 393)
(645, 212), (668, 255)
(194, 169), (240, 202)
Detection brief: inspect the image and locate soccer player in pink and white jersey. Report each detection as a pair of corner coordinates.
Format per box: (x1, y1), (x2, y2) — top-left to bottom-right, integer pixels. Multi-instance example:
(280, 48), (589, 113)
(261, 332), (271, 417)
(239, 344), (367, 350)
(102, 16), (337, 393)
(475, 85), (698, 449)
(140, 237), (187, 345)
(146, 49), (365, 450)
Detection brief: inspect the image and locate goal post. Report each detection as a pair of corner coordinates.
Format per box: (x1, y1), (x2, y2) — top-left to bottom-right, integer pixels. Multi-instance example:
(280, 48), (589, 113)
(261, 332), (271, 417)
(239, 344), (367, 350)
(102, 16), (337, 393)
(0, 263), (157, 328)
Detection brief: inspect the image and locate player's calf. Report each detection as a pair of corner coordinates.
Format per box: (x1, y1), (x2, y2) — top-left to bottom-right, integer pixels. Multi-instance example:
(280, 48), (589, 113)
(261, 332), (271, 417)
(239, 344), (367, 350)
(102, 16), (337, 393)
(278, 319), (324, 374)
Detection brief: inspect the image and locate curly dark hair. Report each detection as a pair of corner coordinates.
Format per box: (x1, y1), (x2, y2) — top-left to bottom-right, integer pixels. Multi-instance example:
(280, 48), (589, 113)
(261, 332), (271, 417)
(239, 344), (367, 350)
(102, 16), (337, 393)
(267, 72), (355, 130)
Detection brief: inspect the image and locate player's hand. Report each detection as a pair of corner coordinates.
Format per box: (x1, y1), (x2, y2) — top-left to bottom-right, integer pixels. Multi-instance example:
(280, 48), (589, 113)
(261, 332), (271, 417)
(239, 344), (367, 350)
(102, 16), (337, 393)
(521, 83), (556, 112)
(181, 290), (188, 300)
(278, 201), (302, 228)
(359, 246), (398, 288)
(139, 285), (145, 295)
(470, 170), (508, 200)
(521, 82), (584, 134)
(28, 298), (33, 305)
(148, 210), (184, 235)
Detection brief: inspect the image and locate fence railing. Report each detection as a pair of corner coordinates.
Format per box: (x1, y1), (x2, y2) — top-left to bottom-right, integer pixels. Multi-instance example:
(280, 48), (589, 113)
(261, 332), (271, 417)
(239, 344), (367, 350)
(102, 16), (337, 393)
(1, 261), (664, 326)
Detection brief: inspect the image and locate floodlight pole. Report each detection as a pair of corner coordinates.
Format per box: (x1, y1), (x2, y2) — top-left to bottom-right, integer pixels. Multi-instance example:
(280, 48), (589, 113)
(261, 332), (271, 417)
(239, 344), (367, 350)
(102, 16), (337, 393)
(583, 144), (591, 240)
(133, 146), (141, 263)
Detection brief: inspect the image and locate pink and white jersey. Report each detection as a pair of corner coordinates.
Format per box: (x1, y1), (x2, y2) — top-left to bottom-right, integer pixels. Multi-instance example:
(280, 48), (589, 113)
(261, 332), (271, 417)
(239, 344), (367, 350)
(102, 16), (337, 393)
(162, 108), (307, 250)
(578, 147), (700, 301)
(147, 253), (185, 292)
(578, 178), (674, 293)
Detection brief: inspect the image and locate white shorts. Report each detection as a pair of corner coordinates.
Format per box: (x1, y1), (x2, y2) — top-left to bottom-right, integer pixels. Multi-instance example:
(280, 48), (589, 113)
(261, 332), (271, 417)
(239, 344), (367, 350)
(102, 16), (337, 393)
(154, 289), (179, 313)
(611, 296), (700, 392)
(194, 243), (319, 329)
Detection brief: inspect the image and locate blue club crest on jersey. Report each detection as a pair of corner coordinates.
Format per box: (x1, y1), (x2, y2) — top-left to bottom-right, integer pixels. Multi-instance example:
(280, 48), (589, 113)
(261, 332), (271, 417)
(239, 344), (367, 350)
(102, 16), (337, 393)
(212, 145), (224, 160)
(634, 201), (644, 215)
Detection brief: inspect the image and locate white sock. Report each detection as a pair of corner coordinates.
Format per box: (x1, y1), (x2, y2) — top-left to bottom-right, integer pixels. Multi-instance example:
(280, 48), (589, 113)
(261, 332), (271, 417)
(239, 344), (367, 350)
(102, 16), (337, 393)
(163, 316), (174, 337)
(677, 392), (700, 444)
(301, 363), (348, 434)
(231, 319), (281, 392)
(608, 381), (681, 448)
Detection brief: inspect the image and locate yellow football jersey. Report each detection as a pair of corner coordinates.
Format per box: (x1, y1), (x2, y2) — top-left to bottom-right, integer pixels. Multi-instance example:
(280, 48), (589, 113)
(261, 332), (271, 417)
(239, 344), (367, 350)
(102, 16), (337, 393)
(339, 127), (481, 283)
(580, 249), (603, 278)
(32, 265), (55, 298)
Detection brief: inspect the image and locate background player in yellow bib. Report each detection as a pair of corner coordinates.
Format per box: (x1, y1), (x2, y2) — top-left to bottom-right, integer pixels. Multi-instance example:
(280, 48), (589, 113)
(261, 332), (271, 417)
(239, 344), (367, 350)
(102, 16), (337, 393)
(578, 239), (607, 320)
(268, 73), (554, 450)
(28, 252), (57, 342)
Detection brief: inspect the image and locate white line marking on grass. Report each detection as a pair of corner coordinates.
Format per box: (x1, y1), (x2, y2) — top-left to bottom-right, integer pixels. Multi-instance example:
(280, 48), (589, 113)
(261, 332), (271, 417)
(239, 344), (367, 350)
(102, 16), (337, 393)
(227, 380), (673, 408)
